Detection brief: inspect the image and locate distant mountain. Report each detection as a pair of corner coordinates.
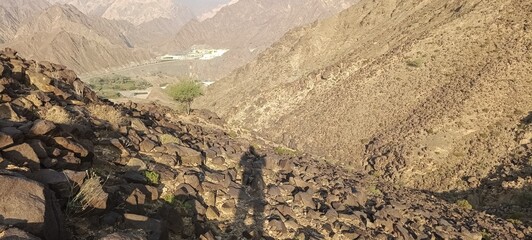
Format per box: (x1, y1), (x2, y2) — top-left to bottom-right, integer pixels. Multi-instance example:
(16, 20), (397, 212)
(163, 0), (358, 80)
(168, 0), (356, 50)
(0, 0), (50, 43)
(2, 4), (153, 73)
(47, 0), (195, 26)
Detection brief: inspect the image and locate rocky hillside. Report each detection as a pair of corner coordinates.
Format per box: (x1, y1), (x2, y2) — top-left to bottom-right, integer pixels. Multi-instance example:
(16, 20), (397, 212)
(1, 49), (530, 239)
(1, 4), (153, 73)
(162, 0), (358, 80)
(195, 0), (532, 218)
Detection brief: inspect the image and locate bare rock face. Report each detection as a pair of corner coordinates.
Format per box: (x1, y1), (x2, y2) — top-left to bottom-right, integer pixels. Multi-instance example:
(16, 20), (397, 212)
(0, 174), (65, 240)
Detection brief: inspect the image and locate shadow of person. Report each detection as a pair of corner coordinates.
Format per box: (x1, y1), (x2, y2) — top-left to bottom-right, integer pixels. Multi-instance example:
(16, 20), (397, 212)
(230, 146), (266, 239)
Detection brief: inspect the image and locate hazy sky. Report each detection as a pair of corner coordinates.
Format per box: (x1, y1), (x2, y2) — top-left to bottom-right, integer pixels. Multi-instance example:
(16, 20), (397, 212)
(180, 0), (232, 15)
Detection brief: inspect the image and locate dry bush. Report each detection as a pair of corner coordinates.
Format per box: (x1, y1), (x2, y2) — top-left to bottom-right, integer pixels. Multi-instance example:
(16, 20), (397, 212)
(87, 104), (127, 126)
(66, 172), (107, 216)
(40, 106), (74, 124)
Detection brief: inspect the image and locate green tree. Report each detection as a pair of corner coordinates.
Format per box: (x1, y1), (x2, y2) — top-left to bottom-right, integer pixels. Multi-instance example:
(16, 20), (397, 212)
(166, 80), (203, 114)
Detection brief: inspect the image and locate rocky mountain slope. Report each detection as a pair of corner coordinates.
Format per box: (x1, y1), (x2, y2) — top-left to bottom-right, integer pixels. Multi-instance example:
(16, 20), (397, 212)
(1, 4), (153, 73)
(195, 0), (532, 217)
(162, 0), (358, 80)
(1, 49), (530, 239)
(47, 0), (194, 26)
(0, 0), (50, 43)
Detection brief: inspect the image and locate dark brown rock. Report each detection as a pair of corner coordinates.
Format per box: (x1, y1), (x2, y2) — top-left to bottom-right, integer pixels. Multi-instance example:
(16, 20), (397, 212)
(2, 143), (40, 171)
(139, 139), (156, 152)
(28, 169), (71, 198)
(0, 174), (66, 240)
(53, 137), (89, 157)
(175, 145), (204, 167)
(0, 132), (15, 149)
(30, 120), (56, 136)
(0, 103), (24, 122)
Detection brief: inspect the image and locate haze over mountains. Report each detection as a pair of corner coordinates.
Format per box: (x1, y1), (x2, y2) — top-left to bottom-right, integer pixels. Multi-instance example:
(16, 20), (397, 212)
(0, 0), (357, 77)
(163, 0), (358, 80)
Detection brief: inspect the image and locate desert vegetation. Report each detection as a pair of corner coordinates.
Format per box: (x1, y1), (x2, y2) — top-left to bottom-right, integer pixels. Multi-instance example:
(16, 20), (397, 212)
(87, 74), (152, 99)
(166, 79), (203, 115)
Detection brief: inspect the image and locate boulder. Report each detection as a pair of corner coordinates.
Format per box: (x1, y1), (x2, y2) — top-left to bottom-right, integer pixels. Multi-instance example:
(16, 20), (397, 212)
(28, 169), (71, 198)
(0, 174), (65, 239)
(29, 120), (56, 136)
(126, 158), (147, 171)
(0, 103), (24, 122)
(1, 143), (40, 171)
(53, 137), (89, 157)
(130, 119), (149, 132)
(139, 139), (156, 153)
(175, 145), (204, 167)
(26, 71), (56, 93)
(0, 132), (14, 149)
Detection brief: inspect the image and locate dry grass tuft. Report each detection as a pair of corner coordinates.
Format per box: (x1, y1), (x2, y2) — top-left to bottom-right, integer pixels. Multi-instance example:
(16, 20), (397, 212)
(67, 172), (107, 216)
(87, 104), (127, 126)
(40, 106), (74, 124)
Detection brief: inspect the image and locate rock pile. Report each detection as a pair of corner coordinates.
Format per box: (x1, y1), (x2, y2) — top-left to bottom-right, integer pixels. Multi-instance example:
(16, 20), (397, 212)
(0, 48), (530, 239)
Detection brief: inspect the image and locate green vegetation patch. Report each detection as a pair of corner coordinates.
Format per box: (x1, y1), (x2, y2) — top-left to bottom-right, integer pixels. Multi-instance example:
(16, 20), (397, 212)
(159, 134), (180, 145)
(143, 170), (160, 185)
(166, 79), (203, 115)
(274, 146), (298, 157)
(455, 199), (473, 210)
(87, 74), (152, 98)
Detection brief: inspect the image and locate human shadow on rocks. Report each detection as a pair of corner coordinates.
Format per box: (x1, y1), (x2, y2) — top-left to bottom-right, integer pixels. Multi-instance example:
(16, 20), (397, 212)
(228, 146), (268, 239)
(430, 112), (532, 227)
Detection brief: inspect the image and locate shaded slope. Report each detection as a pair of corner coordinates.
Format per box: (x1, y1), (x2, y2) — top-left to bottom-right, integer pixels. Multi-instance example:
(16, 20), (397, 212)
(196, 0), (532, 193)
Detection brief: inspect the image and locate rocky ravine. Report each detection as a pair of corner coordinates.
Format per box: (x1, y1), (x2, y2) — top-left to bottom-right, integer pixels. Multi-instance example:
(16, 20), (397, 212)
(0, 48), (530, 240)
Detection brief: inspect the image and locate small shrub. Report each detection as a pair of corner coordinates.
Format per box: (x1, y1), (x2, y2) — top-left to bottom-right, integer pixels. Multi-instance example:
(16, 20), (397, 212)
(228, 130), (238, 138)
(175, 199), (195, 216)
(274, 146), (297, 156)
(143, 170), (160, 185)
(159, 134), (180, 145)
(166, 80), (203, 115)
(456, 199), (473, 210)
(406, 59), (423, 68)
(162, 194), (176, 205)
